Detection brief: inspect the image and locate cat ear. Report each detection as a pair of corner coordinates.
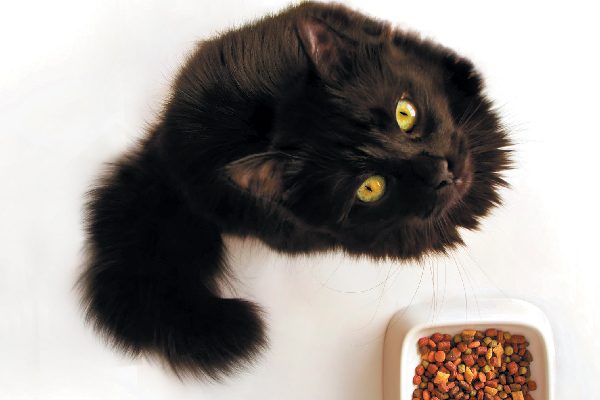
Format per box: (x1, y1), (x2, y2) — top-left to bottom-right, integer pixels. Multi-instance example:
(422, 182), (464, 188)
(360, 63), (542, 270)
(225, 153), (288, 200)
(297, 17), (356, 82)
(443, 54), (483, 97)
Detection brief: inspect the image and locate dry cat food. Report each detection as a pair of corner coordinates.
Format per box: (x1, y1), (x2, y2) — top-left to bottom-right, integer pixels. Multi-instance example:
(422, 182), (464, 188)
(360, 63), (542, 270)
(412, 329), (538, 400)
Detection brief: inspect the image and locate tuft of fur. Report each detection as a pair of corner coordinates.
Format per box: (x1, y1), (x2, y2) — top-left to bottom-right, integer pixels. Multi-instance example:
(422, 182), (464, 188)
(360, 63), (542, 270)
(79, 2), (512, 379)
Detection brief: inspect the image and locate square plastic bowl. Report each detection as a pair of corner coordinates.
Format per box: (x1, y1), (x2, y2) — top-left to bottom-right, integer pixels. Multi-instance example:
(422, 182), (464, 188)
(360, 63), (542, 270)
(383, 299), (554, 400)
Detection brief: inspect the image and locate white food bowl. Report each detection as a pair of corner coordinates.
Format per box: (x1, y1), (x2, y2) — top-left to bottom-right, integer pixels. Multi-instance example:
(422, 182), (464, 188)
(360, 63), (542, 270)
(383, 298), (554, 400)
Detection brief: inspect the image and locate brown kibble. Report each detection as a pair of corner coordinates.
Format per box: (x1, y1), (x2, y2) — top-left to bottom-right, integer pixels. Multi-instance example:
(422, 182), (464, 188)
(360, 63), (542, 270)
(463, 354), (475, 367)
(431, 333), (444, 343)
(507, 362), (518, 375)
(416, 365), (425, 376)
(413, 375), (422, 385)
(418, 337), (430, 347)
(486, 380), (498, 389)
(445, 361), (457, 372)
(527, 380), (537, 391)
(510, 335), (526, 344)
(514, 376), (526, 385)
(438, 341), (451, 351)
(439, 382), (450, 393)
(427, 363), (439, 375)
(423, 390), (431, 400)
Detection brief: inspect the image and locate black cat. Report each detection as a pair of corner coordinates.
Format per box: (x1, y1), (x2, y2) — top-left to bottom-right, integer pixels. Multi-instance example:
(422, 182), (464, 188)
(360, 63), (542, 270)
(79, 2), (511, 379)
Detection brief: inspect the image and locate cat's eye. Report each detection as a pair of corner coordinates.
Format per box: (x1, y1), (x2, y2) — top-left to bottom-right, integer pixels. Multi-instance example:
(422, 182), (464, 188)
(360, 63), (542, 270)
(356, 175), (386, 203)
(396, 99), (417, 132)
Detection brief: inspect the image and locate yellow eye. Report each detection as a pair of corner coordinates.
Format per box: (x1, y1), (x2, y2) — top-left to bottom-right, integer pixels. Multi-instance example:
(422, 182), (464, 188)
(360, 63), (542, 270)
(356, 175), (386, 202)
(396, 99), (417, 132)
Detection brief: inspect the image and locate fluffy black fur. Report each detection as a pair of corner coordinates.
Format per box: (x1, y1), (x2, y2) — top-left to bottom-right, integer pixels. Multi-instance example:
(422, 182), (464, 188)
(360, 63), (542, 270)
(79, 2), (511, 379)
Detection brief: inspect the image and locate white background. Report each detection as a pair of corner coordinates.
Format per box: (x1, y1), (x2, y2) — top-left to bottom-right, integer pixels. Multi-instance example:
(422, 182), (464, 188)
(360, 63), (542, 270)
(1, 0), (599, 399)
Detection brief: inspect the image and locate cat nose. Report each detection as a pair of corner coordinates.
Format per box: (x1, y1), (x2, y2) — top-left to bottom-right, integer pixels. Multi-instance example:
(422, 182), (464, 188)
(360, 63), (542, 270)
(411, 155), (456, 190)
(434, 159), (454, 190)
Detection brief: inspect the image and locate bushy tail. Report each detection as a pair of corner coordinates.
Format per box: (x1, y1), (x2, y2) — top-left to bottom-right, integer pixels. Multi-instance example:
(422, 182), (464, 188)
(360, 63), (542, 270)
(78, 146), (266, 379)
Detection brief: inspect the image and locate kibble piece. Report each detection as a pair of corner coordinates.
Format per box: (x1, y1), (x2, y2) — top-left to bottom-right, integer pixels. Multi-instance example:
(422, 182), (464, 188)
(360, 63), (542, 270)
(435, 351), (446, 363)
(484, 386), (498, 396)
(511, 391), (525, 400)
(434, 371), (450, 385)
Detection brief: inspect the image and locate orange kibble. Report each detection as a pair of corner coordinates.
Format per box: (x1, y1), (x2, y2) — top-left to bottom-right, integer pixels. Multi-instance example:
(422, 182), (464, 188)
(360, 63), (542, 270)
(485, 328), (498, 337)
(427, 351), (436, 362)
(413, 375), (422, 385)
(434, 351), (446, 363)
(478, 372), (486, 383)
(418, 337), (430, 347)
(464, 367), (475, 384)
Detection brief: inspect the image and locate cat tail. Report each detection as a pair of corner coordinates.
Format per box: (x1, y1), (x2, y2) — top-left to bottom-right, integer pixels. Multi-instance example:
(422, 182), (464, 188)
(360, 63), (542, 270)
(78, 144), (266, 380)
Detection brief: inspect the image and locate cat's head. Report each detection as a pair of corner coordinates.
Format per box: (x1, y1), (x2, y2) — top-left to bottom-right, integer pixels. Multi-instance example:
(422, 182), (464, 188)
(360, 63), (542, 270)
(227, 7), (511, 259)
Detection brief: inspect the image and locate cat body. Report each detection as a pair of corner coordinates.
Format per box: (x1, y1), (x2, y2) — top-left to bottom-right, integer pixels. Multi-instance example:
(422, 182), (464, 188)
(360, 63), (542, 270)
(80, 2), (511, 379)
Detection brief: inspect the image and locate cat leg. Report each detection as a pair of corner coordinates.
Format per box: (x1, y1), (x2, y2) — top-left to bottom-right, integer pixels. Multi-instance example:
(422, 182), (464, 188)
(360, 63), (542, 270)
(79, 151), (266, 379)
